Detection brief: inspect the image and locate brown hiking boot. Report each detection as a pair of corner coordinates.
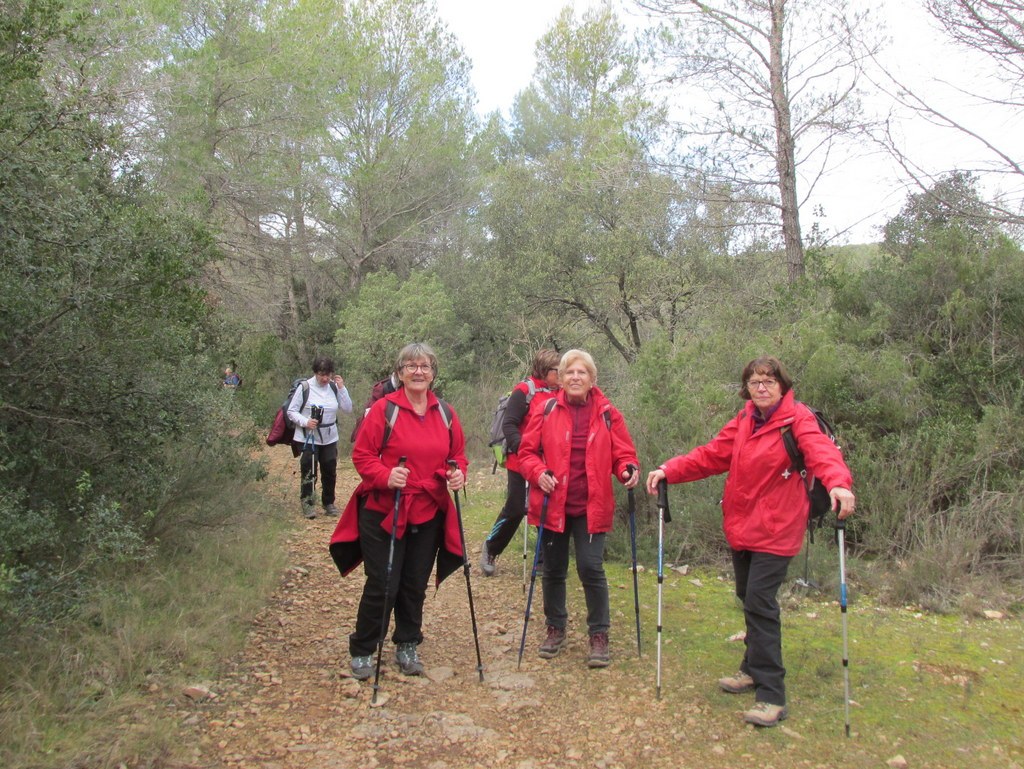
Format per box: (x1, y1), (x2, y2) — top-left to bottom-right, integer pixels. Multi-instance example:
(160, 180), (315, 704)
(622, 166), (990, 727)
(587, 632), (610, 668)
(743, 702), (788, 727)
(538, 626), (566, 658)
(718, 671), (755, 693)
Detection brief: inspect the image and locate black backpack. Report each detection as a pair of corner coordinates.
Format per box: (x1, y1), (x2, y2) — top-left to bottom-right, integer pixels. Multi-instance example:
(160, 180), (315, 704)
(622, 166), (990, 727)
(780, 404), (840, 541)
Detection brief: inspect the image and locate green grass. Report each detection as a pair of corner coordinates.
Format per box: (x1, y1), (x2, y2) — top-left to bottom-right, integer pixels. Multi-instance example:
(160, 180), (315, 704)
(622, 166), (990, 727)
(0, 465), (292, 769)
(461, 469), (1024, 769)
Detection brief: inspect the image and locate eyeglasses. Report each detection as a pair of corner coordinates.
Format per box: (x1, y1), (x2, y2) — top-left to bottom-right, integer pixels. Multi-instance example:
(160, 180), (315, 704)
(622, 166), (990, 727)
(401, 363), (432, 373)
(547, 367), (559, 373)
(747, 378), (778, 391)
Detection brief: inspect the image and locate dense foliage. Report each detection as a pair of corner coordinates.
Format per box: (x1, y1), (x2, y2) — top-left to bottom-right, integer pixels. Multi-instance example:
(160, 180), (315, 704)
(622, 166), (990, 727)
(0, 0), (255, 623)
(2, 0), (1022, 630)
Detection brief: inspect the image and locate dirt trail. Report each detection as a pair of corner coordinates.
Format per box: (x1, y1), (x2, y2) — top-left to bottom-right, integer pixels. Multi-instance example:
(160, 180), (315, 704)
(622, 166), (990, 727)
(182, 449), (740, 769)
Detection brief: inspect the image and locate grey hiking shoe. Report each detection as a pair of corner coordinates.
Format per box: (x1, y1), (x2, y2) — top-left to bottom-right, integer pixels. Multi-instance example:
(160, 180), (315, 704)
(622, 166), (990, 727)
(587, 632), (610, 668)
(350, 655), (373, 680)
(395, 642), (424, 676)
(719, 671), (755, 693)
(538, 626), (566, 659)
(324, 503), (339, 517)
(743, 701), (788, 727)
(480, 540), (497, 577)
(301, 500), (316, 519)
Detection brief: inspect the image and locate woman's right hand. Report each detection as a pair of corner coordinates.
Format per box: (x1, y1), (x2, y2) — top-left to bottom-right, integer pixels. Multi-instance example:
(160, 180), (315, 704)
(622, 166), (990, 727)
(646, 468), (667, 495)
(388, 464), (410, 489)
(536, 471), (557, 495)
(306, 418), (319, 429)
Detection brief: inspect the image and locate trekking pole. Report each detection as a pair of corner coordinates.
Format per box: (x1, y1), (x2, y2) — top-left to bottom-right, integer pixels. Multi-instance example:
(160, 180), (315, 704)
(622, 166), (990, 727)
(626, 465), (642, 657)
(517, 471), (553, 670)
(656, 478), (672, 700)
(522, 482), (530, 594)
(448, 461), (484, 682)
(837, 511), (851, 737)
(371, 456), (406, 705)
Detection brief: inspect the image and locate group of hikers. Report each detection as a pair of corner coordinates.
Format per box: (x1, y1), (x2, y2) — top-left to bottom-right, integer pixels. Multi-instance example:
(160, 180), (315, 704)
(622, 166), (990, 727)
(280, 343), (855, 728)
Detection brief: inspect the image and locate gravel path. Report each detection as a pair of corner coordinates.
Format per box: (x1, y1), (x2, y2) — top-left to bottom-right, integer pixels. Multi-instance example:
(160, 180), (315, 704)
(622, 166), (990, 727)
(180, 450), (778, 769)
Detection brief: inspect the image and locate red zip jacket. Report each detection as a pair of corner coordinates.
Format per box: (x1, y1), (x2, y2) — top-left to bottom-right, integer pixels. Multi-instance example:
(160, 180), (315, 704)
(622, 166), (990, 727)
(660, 390), (852, 557)
(517, 386), (639, 535)
(329, 388), (468, 585)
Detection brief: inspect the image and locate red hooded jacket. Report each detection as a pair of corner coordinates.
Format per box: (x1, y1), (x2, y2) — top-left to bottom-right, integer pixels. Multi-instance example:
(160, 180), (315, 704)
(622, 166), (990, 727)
(660, 390), (853, 557)
(517, 386), (639, 535)
(329, 388), (468, 585)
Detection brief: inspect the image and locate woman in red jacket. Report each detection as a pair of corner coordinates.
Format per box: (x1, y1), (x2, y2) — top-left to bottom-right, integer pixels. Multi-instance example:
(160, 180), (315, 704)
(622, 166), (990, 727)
(480, 348), (560, 576)
(329, 343), (467, 682)
(646, 356), (855, 728)
(518, 349), (640, 668)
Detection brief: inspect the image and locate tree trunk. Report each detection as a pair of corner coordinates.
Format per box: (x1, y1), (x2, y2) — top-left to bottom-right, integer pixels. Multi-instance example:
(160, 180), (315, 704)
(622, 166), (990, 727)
(770, 0), (805, 282)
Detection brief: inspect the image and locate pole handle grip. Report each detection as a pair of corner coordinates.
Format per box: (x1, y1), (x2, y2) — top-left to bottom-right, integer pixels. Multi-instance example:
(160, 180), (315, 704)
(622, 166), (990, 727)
(657, 478), (672, 524)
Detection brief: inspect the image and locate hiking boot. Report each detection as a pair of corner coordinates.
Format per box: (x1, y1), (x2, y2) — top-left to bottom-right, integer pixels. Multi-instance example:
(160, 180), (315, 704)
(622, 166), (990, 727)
(350, 655), (373, 680)
(538, 626), (566, 658)
(587, 632), (610, 668)
(719, 671), (755, 693)
(743, 701), (788, 727)
(301, 500), (316, 519)
(395, 642), (424, 676)
(324, 503), (339, 517)
(480, 540), (497, 577)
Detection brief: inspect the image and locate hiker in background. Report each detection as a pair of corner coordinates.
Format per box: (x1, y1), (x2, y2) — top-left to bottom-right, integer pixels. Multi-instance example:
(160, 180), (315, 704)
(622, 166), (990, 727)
(480, 348), (561, 577)
(329, 342), (468, 681)
(646, 355), (855, 728)
(517, 349), (640, 668)
(222, 366), (240, 390)
(287, 356), (352, 519)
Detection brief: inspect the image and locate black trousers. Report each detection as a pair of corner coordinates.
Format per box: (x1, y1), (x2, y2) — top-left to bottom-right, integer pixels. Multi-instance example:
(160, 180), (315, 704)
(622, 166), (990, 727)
(542, 515), (610, 635)
(484, 468), (528, 556)
(348, 502), (442, 657)
(299, 441), (338, 505)
(731, 548), (792, 706)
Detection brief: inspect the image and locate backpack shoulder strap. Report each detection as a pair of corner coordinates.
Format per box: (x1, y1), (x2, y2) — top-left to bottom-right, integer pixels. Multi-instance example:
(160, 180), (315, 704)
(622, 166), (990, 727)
(381, 400), (400, 451)
(437, 399), (453, 429)
(544, 398), (557, 417)
(300, 380), (311, 410)
(381, 398), (453, 452)
(780, 425), (803, 471)
(603, 410), (612, 431)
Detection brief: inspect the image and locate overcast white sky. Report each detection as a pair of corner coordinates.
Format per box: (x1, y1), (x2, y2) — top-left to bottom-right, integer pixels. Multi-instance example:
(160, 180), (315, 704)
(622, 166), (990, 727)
(432, 0), (1023, 244)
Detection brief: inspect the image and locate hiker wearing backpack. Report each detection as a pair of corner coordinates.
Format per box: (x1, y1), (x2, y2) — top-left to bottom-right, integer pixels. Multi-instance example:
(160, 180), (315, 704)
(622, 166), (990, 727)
(286, 356), (353, 519)
(480, 348), (561, 577)
(646, 355), (855, 728)
(517, 349), (640, 668)
(328, 342), (469, 681)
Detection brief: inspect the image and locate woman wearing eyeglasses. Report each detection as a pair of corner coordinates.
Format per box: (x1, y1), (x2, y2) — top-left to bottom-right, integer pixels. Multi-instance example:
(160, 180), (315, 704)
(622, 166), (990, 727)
(646, 356), (854, 728)
(329, 342), (468, 682)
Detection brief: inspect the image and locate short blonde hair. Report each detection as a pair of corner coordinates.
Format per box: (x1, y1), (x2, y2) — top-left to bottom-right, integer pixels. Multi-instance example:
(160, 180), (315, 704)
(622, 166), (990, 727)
(558, 349), (597, 381)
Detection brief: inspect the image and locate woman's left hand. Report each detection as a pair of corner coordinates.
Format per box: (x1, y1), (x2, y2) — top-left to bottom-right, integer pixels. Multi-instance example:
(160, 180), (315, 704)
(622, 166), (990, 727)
(333, 374), (345, 389)
(621, 466), (640, 489)
(446, 465), (465, 491)
(831, 487), (856, 519)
